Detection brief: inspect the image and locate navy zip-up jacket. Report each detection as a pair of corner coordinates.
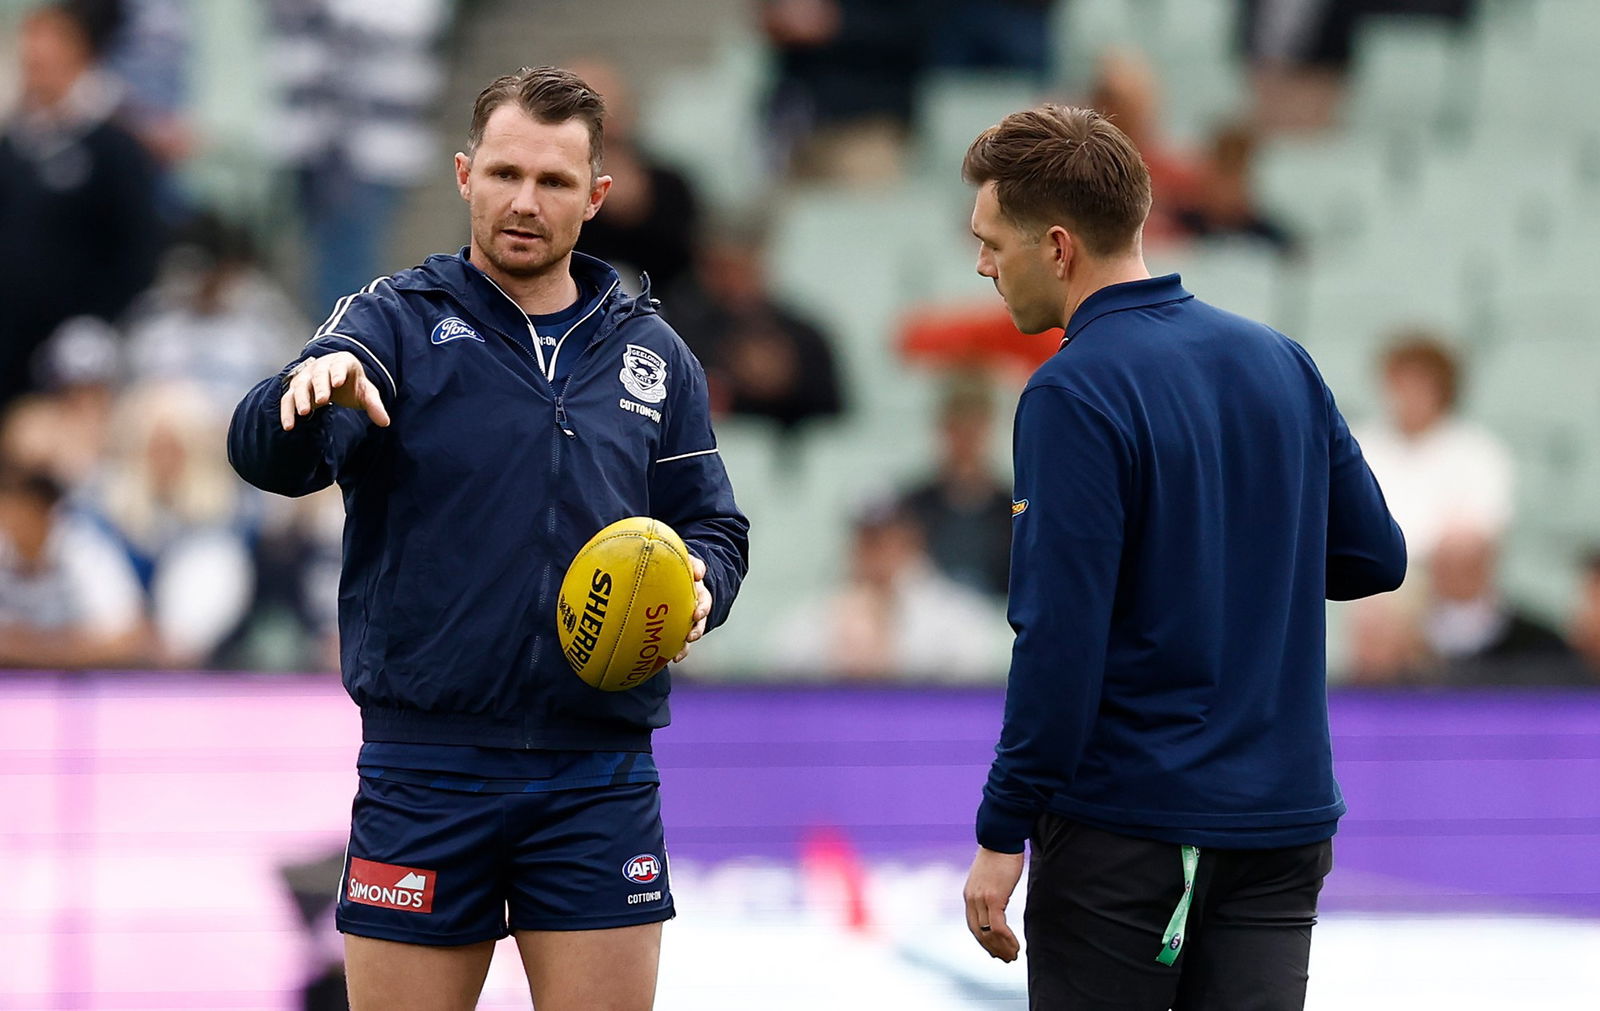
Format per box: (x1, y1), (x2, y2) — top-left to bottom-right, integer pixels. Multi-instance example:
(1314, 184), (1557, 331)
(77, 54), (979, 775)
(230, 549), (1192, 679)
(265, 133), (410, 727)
(228, 250), (749, 752)
(977, 275), (1405, 854)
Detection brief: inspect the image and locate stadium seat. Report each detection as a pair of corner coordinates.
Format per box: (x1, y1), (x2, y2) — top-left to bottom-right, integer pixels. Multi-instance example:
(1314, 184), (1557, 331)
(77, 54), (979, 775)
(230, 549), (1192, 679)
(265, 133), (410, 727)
(636, 29), (772, 213)
(1050, 0), (1151, 91)
(180, 0), (280, 226)
(1469, 338), (1600, 540)
(1156, 56), (1251, 147)
(1254, 137), (1397, 248)
(1291, 255), (1475, 420)
(1149, 240), (1290, 330)
(1145, 0), (1236, 68)
(1487, 269), (1600, 347)
(1345, 15), (1474, 141)
(913, 71), (1044, 209)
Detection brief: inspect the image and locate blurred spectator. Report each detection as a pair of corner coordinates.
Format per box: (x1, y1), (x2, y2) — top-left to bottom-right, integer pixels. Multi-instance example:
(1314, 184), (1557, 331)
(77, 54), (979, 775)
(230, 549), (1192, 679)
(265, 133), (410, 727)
(1345, 332), (1513, 685)
(668, 223), (846, 438)
(0, 1), (165, 410)
(217, 488), (343, 673)
(1425, 529), (1578, 687)
(1355, 332), (1514, 562)
(569, 59), (701, 295)
(763, 0), (924, 183)
(0, 459), (148, 668)
(1369, 0), (1474, 19)
(84, 381), (254, 667)
(1240, 0), (1478, 132)
(926, 0), (1056, 81)
(895, 376), (1011, 599)
(1086, 50), (1200, 245)
(264, 0), (451, 316)
(1238, 0), (1361, 132)
(1172, 121), (1299, 257)
(1343, 589), (1429, 685)
(95, 0), (195, 167)
(772, 501), (1010, 681)
(123, 211), (305, 413)
(8, 316), (122, 491)
(1568, 551), (1600, 684)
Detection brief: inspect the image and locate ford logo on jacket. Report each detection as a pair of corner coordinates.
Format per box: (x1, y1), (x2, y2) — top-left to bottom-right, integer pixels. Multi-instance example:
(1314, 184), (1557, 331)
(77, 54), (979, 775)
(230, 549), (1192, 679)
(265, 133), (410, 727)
(227, 250), (750, 751)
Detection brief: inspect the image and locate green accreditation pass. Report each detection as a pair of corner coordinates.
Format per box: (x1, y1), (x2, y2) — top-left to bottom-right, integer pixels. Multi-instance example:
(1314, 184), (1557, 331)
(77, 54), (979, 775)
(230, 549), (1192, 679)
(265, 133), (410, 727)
(1156, 845), (1200, 966)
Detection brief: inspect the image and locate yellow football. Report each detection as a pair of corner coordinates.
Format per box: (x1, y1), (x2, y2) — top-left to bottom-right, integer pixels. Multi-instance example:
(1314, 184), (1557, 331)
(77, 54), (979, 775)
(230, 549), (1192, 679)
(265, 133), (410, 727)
(556, 517), (697, 691)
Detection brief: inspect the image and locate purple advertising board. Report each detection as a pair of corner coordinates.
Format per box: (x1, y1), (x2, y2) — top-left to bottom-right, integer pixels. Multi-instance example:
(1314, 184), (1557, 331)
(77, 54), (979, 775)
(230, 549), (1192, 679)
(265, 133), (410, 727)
(2, 674), (1597, 1003)
(651, 685), (1600, 918)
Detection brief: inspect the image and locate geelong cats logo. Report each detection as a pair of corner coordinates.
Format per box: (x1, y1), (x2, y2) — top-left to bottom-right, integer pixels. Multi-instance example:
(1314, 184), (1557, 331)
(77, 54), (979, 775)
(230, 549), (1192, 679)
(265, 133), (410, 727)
(619, 344), (668, 404)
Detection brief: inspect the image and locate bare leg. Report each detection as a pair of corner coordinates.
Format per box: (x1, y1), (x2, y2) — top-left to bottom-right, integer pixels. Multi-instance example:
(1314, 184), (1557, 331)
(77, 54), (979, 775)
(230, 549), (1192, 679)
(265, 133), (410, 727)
(516, 922), (663, 1011)
(344, 935), (496, 1011)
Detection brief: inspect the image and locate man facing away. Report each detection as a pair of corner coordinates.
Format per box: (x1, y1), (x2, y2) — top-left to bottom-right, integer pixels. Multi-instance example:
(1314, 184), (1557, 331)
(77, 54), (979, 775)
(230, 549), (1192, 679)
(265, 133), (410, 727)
(957, 105), (1405, 1010)
(228, 67), (749, 1010)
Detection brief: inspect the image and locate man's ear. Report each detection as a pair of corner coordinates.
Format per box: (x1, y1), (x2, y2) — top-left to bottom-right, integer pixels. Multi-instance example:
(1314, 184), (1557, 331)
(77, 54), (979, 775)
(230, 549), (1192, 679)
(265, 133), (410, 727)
(1046, 225), (1074, 279)
(454, 152), (472, 200)
(584, 174), (614, 221)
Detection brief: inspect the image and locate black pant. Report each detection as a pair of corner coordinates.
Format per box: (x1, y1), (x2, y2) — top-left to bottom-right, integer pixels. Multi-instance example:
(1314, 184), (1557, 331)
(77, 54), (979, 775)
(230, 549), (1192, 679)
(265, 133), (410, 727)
(1024, 815), (1333, 1011)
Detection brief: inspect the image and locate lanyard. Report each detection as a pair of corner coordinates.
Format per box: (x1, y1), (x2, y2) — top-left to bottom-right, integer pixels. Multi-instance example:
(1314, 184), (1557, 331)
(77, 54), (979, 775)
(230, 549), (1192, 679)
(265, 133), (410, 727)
(1156, 844), (1200, 966)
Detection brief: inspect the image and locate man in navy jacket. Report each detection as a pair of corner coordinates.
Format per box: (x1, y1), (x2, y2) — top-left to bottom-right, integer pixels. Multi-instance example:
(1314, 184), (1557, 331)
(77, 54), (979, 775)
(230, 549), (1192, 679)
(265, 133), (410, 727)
(958, 106), (1403, 1010)
(229, 67), (747, 1010)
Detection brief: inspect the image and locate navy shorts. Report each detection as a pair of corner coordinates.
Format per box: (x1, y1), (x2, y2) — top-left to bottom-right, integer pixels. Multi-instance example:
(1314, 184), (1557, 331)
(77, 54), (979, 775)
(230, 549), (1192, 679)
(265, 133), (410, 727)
(336, 776), (674, 946)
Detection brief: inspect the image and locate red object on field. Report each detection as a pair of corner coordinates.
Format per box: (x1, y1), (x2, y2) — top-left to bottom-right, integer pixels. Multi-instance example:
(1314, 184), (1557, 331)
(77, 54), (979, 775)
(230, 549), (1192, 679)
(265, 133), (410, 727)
(801, 826), (872, 932)
(898, 301), (1061, 371)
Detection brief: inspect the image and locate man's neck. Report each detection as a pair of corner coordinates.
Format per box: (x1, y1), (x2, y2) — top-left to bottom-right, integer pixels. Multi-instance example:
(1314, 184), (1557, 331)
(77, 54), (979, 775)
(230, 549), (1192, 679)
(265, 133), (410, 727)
(1061, 253), (1152, 326)
(470, 245), (580, 314)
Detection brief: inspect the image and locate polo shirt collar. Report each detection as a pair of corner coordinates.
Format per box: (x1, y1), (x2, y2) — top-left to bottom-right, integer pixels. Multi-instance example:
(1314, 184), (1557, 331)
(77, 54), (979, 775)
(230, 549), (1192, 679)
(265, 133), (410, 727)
(1064, 274), (1192, 344)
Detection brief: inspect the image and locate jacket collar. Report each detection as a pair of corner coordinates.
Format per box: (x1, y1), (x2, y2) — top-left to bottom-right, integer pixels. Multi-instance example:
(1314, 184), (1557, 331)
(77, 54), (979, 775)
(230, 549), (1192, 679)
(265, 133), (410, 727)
(415, 247), (641, 336)
(1064, 273), (1192, 344)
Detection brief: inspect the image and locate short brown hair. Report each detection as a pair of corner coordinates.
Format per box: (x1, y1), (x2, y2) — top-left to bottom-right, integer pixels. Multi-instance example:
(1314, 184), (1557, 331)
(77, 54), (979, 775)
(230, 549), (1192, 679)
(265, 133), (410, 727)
(467, 66), (606, 177)
(1382, 329), (1461, 410)
(962, 104), (1152, 256)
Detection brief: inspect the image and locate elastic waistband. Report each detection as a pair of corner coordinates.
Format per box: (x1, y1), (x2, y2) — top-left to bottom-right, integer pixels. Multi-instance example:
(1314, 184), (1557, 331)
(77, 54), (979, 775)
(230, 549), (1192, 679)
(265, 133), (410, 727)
(360, 706), (653, 752)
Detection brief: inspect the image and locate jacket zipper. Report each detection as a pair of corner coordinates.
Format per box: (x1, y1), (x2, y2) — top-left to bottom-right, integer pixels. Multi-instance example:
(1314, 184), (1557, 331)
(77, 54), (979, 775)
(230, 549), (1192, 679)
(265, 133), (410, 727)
(470, 271), (631, 721)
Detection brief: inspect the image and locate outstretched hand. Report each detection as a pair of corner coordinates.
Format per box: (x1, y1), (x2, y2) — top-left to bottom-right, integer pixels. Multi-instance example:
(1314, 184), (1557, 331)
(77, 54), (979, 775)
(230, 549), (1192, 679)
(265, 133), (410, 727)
(280, 351), (391, 431)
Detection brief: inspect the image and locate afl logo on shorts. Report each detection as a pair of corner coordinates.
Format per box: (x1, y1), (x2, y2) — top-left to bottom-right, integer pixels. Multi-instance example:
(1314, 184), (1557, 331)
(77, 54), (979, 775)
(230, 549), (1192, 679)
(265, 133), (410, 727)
(623, 853), (662, 884)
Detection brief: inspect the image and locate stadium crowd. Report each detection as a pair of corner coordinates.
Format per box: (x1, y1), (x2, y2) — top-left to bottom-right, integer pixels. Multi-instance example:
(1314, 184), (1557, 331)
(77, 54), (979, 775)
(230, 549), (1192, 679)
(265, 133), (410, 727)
(1, 0), (1595, 687)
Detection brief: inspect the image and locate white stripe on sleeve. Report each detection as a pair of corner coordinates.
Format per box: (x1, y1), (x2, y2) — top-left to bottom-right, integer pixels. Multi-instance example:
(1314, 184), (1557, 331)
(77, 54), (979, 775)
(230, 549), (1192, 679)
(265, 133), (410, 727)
(654, 448), (719, 464)
(314, 332), (398, 399)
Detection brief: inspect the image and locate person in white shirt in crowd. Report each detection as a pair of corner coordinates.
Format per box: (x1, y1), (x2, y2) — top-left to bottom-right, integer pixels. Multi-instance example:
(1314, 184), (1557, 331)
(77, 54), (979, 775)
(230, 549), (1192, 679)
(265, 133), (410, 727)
(774, 500), (1011, 681)
(1344, 331), (1515, 684)
(1355, 332), (1514, 559)
(85, 380), (254, 667)
(0, 460), (147, 669)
